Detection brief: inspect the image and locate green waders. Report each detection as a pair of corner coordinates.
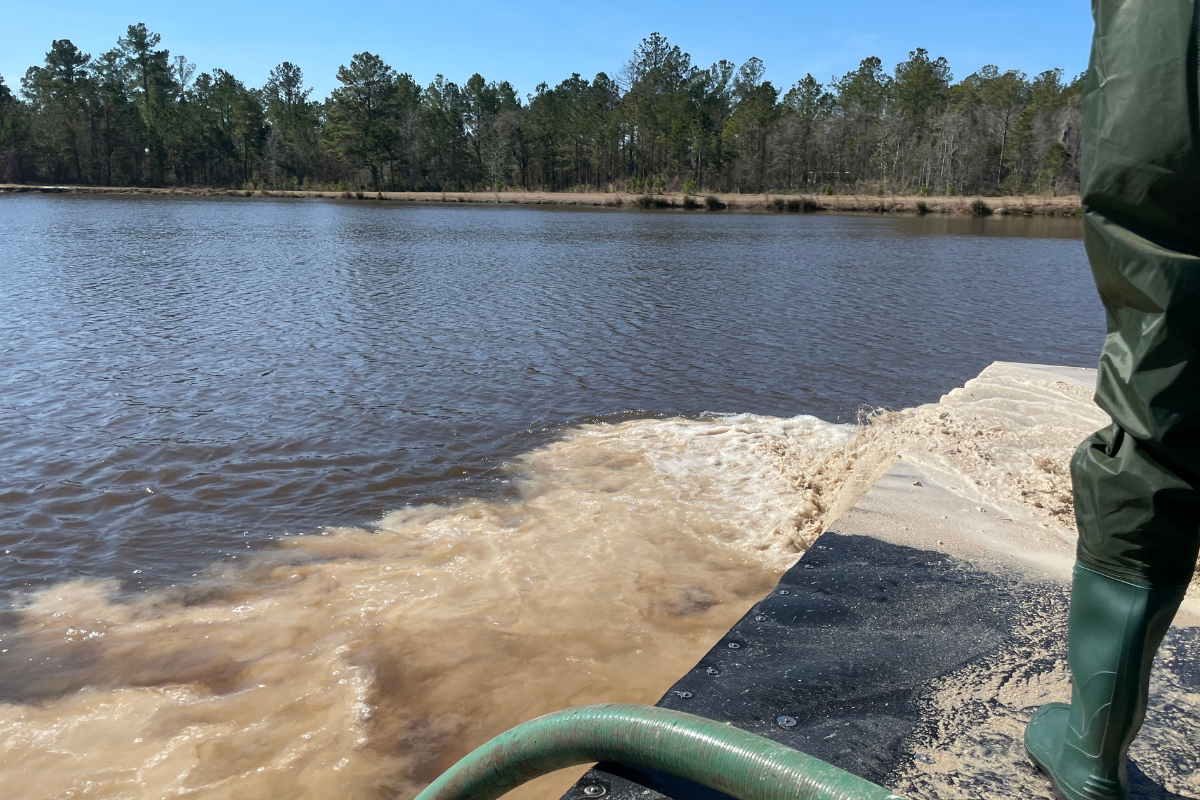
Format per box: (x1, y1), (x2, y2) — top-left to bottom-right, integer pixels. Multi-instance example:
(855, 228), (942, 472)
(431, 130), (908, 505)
(1025, 2), (1200, 798)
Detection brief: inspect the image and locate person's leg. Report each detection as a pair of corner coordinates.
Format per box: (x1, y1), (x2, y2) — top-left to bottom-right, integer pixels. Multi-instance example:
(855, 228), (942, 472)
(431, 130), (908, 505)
(1024, 1), (1200, 798)
(1025, 567), (1183, 800)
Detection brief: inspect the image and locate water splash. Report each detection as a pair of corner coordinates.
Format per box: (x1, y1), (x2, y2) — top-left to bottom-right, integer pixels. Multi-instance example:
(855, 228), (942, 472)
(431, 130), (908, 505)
(0, 414), (861, 800)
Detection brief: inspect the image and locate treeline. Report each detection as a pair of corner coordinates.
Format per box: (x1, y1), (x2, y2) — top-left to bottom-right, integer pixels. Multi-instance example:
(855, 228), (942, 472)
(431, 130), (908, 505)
(0, 25), (1083, 196)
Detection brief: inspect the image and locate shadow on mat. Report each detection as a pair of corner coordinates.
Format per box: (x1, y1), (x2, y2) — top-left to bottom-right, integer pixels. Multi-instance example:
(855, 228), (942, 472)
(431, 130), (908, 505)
(1128, 761), (1197, 800)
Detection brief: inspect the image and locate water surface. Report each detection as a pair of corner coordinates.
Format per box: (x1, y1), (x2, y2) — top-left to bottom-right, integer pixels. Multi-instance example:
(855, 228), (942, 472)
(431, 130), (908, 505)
(0, 196), (1097, 595)
(0, 196), (1103, 800)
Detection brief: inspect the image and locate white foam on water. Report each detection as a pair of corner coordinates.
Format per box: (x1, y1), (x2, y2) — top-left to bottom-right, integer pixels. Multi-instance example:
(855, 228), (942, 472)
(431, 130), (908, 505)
(0, 412), (863, 800)
(0, 365), (1113, 800)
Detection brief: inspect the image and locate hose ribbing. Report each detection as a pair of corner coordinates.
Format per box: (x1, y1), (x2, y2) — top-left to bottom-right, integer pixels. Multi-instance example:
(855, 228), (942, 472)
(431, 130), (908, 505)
(414, 704), (906, 800)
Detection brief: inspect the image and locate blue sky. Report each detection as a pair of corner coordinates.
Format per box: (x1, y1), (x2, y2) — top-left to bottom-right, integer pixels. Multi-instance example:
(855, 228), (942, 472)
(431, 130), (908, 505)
(2, 1), (1093, 99)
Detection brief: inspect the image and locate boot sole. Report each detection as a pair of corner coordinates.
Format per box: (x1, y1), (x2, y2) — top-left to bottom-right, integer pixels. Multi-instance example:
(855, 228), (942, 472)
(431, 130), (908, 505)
(1025, 744), (1073, 800)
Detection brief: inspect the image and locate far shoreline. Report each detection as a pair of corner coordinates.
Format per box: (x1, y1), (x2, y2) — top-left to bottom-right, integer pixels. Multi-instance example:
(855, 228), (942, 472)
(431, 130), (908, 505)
(0, 184), (1082, 217)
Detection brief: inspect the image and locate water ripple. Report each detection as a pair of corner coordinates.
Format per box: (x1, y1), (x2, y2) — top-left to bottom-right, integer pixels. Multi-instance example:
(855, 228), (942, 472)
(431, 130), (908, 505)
(0, 196), (1097, 594)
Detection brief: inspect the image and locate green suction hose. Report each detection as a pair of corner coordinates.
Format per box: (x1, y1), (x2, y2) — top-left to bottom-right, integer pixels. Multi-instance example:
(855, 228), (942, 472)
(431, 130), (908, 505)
(414, 704), (906, 800)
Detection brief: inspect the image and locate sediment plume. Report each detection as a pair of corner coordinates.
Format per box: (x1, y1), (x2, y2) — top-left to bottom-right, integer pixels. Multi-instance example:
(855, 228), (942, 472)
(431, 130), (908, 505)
(0, 364), (1106, 799)
(0, 415), (859, 800)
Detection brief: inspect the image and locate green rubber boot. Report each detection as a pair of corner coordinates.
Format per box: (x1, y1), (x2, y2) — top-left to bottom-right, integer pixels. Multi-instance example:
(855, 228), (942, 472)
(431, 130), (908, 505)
(1025, 564), (1185, 800)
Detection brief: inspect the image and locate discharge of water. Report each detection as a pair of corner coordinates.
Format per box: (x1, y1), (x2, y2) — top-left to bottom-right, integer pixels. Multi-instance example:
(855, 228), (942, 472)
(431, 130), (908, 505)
(0, 414), (870, 799)
(0, 198), (1102, 799)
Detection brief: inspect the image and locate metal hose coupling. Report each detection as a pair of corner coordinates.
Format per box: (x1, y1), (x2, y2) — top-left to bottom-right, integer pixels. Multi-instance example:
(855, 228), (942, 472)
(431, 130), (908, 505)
(414, 703), (908, 800)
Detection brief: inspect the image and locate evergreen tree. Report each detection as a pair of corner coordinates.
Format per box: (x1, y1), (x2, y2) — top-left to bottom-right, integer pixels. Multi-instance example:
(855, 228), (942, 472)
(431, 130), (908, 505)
(118, 23), (177, 184)
(326, 52), (402, 190)
(263, 62), (319, 186)
(3, 25), (1085, 197)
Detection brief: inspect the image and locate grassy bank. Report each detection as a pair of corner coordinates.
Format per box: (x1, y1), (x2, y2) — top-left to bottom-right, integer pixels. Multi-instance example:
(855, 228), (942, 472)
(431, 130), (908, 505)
(0, 184), (1082, 217)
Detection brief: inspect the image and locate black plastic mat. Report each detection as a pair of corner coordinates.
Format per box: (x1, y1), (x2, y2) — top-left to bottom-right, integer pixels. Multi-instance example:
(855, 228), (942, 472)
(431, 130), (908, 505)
(562, 530), (1042, 800)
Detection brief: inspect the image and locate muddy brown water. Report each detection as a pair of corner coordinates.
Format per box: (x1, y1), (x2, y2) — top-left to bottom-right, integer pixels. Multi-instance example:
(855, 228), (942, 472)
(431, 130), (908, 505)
(0, 196), (1098, 798)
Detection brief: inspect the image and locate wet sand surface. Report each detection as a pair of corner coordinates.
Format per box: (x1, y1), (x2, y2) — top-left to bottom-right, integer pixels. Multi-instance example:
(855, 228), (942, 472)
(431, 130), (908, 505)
(847, 364), (1199, 799)
(572, 362), (1198, 800)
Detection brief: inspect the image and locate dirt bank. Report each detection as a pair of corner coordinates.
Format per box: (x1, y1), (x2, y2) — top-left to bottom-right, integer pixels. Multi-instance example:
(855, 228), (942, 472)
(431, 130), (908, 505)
(0, 183), (1081, 217)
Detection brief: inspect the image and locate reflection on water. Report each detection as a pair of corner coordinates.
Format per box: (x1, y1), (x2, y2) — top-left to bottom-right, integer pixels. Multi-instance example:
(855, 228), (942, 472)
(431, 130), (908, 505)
(0, 197), (1099, 798)
(0, 197), (1095, 594)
